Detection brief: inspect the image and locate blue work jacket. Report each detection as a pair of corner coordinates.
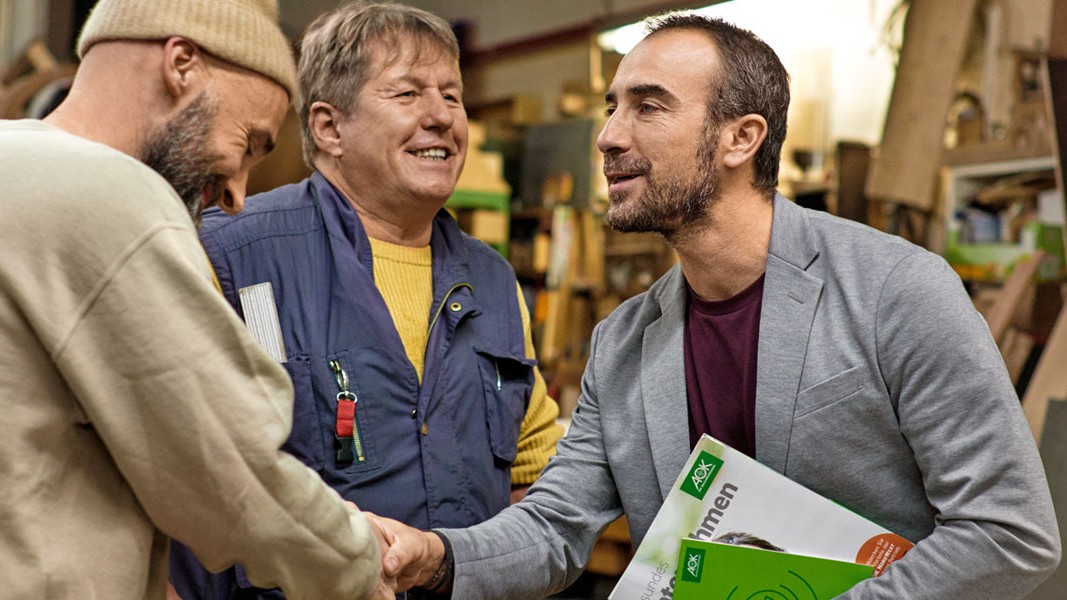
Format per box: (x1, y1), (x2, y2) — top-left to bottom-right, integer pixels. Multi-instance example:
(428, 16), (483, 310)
(205, 171), (533, 523)
(171, 172), (533, 598)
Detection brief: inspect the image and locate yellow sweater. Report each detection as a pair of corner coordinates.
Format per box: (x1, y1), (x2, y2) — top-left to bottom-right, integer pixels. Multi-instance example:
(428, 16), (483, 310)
(369, 238), (561, 485)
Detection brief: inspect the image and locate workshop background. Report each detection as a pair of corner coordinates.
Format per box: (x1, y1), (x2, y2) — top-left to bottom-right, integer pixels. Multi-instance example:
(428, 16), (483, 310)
(3, 1), (1065, 598)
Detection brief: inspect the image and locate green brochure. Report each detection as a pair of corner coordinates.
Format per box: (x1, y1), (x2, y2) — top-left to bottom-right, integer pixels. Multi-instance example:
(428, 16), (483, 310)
(608, 435), (912, 599)
(672, 538), (874, 599)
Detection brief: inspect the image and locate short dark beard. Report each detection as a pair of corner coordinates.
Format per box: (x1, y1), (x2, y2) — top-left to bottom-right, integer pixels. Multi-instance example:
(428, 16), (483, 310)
(140, 92), (226, 227)
(604, 117), (720, 242)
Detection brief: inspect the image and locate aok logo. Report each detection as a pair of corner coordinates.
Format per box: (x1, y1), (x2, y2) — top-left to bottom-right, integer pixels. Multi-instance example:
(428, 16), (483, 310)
(681, 547), (705, 583)
(680, 451), (724, 500)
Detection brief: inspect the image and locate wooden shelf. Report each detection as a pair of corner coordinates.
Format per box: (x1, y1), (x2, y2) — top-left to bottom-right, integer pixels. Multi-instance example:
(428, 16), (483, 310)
(942, 139), (1053, 167)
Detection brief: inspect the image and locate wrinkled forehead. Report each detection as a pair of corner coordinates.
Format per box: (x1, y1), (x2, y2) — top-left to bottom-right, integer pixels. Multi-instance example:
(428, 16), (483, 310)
(365, 31), (459, 74)
(609, 29), (721, 102)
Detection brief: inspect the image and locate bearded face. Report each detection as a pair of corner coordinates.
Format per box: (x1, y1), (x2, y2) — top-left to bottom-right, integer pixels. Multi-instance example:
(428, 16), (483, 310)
(140, 91), (226, 227)
(604, 116), (720, 240)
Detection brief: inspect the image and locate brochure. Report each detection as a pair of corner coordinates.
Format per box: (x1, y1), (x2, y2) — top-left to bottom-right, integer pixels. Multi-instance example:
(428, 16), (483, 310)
(672, 538), (874, 600)
(607, 434), (912, 600)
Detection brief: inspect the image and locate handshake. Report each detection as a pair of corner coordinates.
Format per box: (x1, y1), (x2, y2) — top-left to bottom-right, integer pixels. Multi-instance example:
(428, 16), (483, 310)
(366, 512), (453, 598)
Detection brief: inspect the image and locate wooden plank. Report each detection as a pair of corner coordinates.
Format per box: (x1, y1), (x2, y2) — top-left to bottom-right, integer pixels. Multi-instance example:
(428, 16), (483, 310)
(1045, 57), (1067, 201)
(1043, 58), (1067, 279)
(999, 327), (1034, 386)
(865, 0), (978, 211)
(835, 141), (871, 224)
(941, 139), (1053, 167)
(982, 251), (1044, 345)
(1028, 4), (1067, 447)
(1022, 305), (1067, 444)
(1049, 0), (1067, 59)
(580, 210), (606, 293)
(1045, 5), (1067, 280)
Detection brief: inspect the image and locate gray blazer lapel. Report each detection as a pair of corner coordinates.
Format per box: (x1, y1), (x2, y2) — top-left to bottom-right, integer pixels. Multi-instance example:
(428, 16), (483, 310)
(641, 267), (692, 500)
(756, 195), (824, 473)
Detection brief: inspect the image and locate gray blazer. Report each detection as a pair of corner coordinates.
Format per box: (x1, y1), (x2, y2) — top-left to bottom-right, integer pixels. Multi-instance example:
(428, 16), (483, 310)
(443, 195), (1060, 599)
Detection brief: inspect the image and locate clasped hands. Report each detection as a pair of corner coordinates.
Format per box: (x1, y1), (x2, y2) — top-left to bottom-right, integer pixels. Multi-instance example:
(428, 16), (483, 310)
(365, 511), (449, 598)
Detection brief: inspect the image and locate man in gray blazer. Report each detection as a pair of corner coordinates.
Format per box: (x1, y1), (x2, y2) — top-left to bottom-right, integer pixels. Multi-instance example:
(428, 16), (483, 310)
(377, 13), (1061, 599)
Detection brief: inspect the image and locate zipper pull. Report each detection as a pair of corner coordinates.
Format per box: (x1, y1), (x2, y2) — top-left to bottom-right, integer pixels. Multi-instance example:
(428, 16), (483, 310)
(329, 360), (365, 463)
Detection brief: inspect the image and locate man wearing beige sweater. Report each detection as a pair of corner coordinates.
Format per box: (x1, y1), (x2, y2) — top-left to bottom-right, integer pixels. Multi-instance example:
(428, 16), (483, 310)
(0, 1), (391, 598)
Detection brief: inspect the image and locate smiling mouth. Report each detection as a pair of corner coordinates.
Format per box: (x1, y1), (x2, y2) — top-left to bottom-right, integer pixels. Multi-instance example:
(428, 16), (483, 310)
(411, 148), (450, 161)
(607, 173), (641, 185)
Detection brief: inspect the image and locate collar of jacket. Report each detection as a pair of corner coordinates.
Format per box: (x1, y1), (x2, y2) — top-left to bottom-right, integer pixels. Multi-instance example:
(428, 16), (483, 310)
(768, 193), (820, 272)
(310, 171), (475, 287)
(653, 192), (822, 315)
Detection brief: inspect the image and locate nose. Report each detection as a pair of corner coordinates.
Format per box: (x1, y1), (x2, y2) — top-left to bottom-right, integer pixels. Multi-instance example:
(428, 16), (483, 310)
(596, 110), (630, 156)
(421, 92), (455, 130)
(218, 170), (249, 215)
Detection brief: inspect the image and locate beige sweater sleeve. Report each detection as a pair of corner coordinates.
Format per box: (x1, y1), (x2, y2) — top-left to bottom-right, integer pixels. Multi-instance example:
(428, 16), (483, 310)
(52, 223), (380, 599)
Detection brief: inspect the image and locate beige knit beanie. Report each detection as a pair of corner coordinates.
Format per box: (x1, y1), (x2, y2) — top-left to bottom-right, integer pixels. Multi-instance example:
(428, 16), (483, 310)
(77, 0), (297, 99)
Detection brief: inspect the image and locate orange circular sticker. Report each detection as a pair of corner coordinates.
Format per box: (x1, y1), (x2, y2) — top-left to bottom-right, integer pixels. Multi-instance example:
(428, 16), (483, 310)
(856, 533), (914, 576)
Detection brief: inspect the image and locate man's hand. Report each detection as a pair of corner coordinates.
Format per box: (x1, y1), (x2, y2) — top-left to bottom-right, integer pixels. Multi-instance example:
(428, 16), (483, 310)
(370, 513), (400, 598)
(351, 503), (398, 599)
(368, 514), (447, 592)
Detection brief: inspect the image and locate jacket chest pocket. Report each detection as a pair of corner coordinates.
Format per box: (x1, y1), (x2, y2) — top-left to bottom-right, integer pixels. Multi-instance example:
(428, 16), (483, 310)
(795, 366), (866, 419)
(280, 357), (329, 470)
(475, 348), (534, 465)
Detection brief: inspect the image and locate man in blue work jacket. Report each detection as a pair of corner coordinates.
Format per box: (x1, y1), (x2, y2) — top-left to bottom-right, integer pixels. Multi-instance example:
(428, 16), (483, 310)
(169, 2), (563, 598)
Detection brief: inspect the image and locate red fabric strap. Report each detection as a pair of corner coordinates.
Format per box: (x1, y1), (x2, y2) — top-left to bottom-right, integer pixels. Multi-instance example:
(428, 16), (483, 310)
(336, 400), (355, 437)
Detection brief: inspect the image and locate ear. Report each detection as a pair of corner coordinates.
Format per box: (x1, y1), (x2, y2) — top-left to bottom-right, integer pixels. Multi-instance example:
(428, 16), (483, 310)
(308, 101), (346, 158)
(720, 114), (768, 169)
(160, 37), (205, 99)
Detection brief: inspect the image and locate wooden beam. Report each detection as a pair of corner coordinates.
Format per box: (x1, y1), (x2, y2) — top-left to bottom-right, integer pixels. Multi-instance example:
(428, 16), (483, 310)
(981, 251), (1044, 345)
(1026, 0), (1067, 447)
(1022, 303), (1067, 444)
(866, 0), (978, 211)
(1049, 0), (1067, 59)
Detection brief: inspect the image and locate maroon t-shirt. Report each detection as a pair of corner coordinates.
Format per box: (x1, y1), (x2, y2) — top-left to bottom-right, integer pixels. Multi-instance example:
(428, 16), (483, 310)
(684, 274), (764, 457)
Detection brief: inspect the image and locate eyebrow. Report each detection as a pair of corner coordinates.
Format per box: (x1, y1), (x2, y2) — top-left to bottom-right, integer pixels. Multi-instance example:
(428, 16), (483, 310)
(605, 83), (678, 105)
